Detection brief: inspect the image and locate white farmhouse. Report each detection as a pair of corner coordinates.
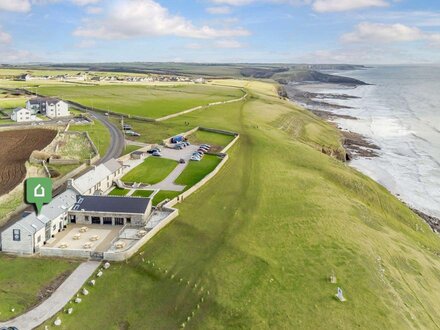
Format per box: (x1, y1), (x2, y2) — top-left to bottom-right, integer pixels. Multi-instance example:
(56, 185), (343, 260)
(67, 159), (124, 195)
(11, 107), (35, 122)
(46, 99), (70, 118)
(0, 189), (77, 255)
(26, 97), (70, 118)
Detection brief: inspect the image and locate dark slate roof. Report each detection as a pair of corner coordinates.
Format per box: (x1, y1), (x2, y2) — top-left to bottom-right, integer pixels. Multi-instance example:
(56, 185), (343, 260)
(28, 97), (61, 104)
(71, 195), (150, 214)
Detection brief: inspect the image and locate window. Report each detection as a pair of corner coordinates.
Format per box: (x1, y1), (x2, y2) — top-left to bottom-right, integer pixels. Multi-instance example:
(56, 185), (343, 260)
(92, 216), (101, 224)
(103, 217), (112, 225)
(70, 215), (76, 223)
(115, 217), (124, 225)
(37, 235), (41, 243)
(85, 216), (89, 221)
(13, 229), (21, 241)
(126, 217), (131, 224)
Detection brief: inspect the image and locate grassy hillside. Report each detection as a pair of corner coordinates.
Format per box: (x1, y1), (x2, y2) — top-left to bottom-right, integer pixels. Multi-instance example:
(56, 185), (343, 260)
(40, 80), (440, 329)
(35, 84), (244, 119)
(0, 256), (78, 321)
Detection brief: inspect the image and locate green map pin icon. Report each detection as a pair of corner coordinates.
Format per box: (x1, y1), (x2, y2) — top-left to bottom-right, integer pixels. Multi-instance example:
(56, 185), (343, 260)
(26, 178), (52, 215)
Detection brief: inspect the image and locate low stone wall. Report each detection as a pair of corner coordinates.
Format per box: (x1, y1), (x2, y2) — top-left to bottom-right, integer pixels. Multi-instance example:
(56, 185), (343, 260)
(49, 158), (80, 165)
(155, 91), (248, 122)
(104, 208), (179, 261)
(39, 247), (92, 259)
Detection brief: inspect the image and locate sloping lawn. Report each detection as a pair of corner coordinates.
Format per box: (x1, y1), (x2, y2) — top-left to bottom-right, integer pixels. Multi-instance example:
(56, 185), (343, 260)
(175, 155), (222, 189)
(0, 256), (78, 321)
(122, 157), (178, 185)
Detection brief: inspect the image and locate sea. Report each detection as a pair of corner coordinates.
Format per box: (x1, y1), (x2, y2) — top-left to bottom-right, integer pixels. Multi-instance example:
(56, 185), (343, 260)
(295, 65), (440, 219)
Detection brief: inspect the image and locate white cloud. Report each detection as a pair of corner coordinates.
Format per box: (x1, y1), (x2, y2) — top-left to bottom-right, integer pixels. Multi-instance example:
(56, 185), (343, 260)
(312, 0), (388, 13)
(342, 23), (427, 43)
(210, 0), (255, 5)
(85, 6), (102, 14)
(74, 0), (250, 39)
(0, 0), (31, 12)
(206, 6), (231, 14)
(71, 0), (100, 5)
(0, 28), (11, 43)
(215, 39), (244, 48)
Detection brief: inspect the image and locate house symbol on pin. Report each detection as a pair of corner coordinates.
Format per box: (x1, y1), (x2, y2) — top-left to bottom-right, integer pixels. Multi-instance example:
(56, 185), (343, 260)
(34, 184), (45, 198)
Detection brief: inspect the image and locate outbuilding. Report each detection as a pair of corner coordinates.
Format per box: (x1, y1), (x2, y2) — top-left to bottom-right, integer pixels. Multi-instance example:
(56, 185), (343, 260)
(68, 195), (152, 226)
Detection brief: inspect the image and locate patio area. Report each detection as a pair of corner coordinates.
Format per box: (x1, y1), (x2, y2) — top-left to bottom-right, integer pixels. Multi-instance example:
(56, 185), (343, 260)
(45, 224), (121, 253)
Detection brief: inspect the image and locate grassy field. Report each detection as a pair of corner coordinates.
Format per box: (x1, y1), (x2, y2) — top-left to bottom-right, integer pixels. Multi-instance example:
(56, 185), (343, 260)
(122, 157), (177, 184)
(39, 79), (440, 329)
(121, 144), (141, 156)
(188, 130), (235, 150)
(108, 188), (130, 196)
(0, 256), (78, 321)
(175, 155), (222, 189)
(0, 97), (28, 110)
(132, 190), (154, 198)
(69, 120), (110, 157)
(35, 84), (244, 118)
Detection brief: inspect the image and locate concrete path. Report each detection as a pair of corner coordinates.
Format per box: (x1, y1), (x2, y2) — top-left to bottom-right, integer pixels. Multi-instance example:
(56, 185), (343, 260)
(0, 261), (100, 330)
(125, 140), (150, 147)
(147, 163), (187, 191)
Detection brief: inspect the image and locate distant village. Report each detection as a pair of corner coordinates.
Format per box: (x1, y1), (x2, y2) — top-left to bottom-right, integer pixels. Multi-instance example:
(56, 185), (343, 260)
(17, 72), (206, 84)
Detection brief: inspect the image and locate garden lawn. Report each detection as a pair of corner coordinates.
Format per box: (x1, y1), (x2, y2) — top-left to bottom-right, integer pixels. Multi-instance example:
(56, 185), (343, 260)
(175, 155), (222, 189)
(152, 190), (180, 205)
(0, 256), (78, 321)
(108, 188), (130, 196)
(132, 190), (154, 198)
(35, 84), (244, 119)
(122, 157), (177, 185)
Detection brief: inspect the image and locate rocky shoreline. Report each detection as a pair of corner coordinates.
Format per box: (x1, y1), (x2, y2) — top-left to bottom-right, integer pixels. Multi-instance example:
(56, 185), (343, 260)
(280, 83), (440, 234)
(281, 84), (380, 160)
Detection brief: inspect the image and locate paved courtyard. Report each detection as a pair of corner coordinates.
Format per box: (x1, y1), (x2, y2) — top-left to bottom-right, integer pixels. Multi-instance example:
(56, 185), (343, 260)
(45, 224), (120, 252)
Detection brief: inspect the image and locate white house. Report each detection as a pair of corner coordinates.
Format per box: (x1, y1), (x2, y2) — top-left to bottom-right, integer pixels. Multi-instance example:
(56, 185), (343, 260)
(0, 189), (77, 255)
(11, 107), (35, 122)
(67, 158), (124, 195)
(45, 99), (70, 118)
(26, 98), (70, 118)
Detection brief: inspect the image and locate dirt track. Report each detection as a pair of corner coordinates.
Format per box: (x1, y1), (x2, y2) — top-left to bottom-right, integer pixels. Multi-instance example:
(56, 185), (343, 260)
(0, 128), (56, 196)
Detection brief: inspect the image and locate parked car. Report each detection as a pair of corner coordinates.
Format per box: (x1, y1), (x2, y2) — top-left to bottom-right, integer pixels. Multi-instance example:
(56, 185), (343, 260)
(179, 158), (186, 164)
(198, 147), (209, 152)
(148, 147), (161, 154)
(200, 144), (211, 148)
(123, 124), (132, 130)
(152, 151), (162, 157)
(126, 130), (140, 137)
(190, 155), (201, 161)
(175, 144), (184, 150)
(105, 112), (109, 116)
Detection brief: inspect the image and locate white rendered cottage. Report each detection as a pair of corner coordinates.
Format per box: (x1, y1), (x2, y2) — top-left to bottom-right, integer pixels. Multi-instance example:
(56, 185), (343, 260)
(11, 107), (35, 122)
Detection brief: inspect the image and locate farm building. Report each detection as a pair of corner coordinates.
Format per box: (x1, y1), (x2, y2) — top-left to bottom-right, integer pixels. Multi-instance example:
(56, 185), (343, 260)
(67, 158), (124, 195)
(11, 107), (35, 122)
(26, 97), (70, 118)
(0, 189), (77, 255)
(68, 195), (152, 226)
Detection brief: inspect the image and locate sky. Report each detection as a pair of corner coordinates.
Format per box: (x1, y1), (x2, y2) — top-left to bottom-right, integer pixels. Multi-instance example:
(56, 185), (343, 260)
(0, 0), (439, 64)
